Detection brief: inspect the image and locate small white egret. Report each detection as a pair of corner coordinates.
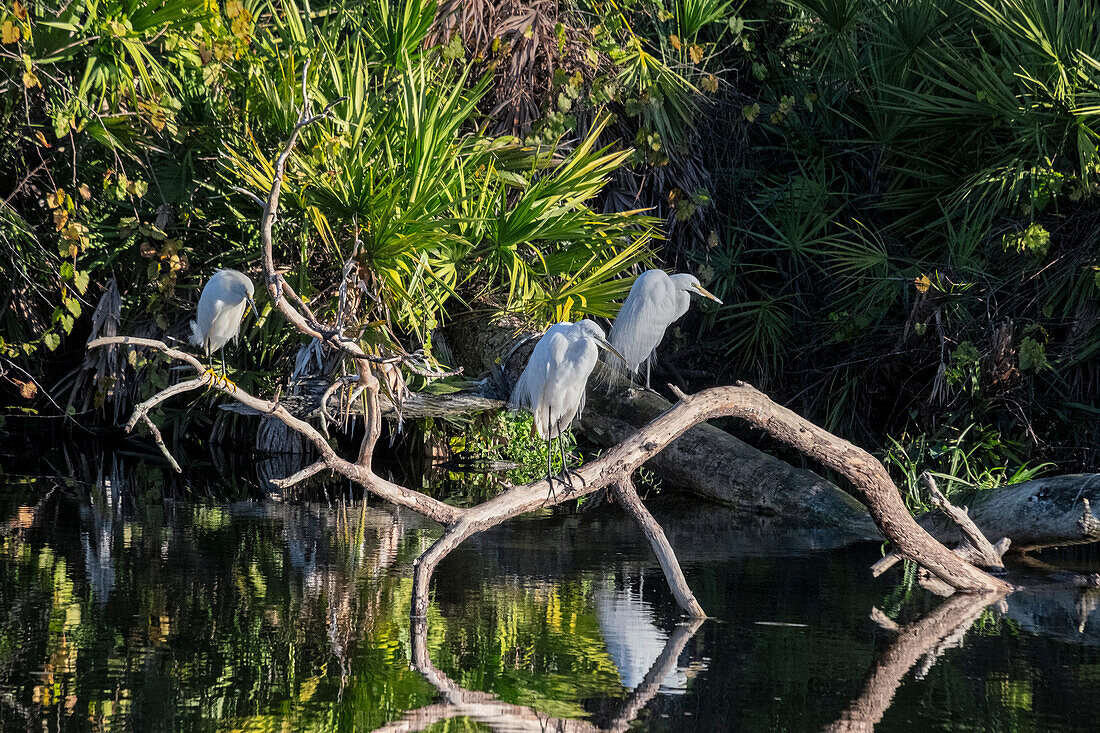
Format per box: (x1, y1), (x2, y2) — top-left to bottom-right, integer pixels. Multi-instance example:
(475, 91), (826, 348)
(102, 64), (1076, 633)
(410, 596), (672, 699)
(509, 320), (625, 487)
(608, 270), (722, 390)
(190, 269), (258, 387)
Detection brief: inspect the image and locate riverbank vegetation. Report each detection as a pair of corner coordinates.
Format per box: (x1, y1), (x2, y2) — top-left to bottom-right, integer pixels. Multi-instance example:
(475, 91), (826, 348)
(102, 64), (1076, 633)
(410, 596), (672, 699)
(2, 0), (1098, 497)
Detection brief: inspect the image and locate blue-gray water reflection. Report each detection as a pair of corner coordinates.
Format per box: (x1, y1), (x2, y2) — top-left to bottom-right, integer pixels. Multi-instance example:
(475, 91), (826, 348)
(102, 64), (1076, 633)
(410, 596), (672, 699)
(1, 453), (1100, 731)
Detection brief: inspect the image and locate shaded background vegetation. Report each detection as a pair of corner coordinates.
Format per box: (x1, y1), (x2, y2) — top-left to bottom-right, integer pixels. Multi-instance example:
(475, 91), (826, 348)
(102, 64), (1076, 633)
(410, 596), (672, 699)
(1, 0), (1098, 498)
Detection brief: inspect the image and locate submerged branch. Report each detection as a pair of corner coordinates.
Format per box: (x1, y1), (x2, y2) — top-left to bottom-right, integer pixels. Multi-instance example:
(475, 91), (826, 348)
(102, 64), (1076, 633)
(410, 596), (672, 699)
(268, 460), (328, 489)
(612, 477), (705, 617)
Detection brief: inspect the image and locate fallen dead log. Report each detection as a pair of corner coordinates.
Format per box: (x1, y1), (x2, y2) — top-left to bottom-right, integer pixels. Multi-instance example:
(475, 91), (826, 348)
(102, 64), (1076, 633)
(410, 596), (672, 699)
(921, 474), (1100, 552)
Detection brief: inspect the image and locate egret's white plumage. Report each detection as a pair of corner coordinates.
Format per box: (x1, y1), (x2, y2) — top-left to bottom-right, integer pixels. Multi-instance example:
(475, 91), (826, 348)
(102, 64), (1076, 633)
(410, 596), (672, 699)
(190, 269), (257, 358)
(608, 270), (722, 388)
(510, 320), (611, 441)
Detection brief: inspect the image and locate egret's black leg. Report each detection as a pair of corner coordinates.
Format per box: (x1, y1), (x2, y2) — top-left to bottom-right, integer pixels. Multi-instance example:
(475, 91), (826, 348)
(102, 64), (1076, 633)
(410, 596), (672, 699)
(559, 437), (575, 491)
(544, 404), (558, 504)
(545, 435), (553, 481)
(546, 436), (559, 505)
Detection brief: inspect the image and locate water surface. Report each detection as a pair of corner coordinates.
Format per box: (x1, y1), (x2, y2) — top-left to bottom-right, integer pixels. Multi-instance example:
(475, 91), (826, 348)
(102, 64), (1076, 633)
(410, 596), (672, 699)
(2, 451), (1100, 731)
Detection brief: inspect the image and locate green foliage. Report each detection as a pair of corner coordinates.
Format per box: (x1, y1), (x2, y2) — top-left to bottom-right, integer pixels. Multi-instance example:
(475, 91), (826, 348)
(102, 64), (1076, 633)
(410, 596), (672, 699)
(428, 410), (579, 493)
(882, 423), (1054, 512)
(694, 0), (1100, 466)
(2, 0), (657, 419)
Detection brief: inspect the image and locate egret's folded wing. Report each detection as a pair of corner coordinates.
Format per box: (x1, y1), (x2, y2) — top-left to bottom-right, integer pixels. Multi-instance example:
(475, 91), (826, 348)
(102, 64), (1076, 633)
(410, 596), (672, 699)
(509, 324), (571, 411)
(609, 271), (676, 371)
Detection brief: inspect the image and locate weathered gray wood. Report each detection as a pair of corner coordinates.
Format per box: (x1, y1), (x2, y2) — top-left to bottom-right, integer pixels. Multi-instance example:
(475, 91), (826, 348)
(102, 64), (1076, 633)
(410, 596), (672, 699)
(923, 474), (1100, 551)
(922, 472), (1006, 569)
(612, 477), (706, 617)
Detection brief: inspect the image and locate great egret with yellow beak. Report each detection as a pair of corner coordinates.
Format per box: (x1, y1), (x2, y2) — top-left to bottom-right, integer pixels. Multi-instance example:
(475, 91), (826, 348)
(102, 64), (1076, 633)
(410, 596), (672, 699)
(609, 270), (722, 390)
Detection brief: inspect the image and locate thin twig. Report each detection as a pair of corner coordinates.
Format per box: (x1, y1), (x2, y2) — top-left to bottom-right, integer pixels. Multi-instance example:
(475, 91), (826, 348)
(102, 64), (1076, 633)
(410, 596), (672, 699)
(140, 414), (182, 473)
(124, 376), (207, 432)
(269, 460), (328, 489)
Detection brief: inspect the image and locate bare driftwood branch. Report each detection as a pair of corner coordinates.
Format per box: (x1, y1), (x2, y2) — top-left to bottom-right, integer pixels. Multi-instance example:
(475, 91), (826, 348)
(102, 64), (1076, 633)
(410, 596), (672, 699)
(124, 376), (207, 432)
(268, 460), (327, 489)
(870, 553), (902, 579)
(89, 336), (462, 525)
(922, 472), (1006, 570)
(139, 414), (181, 473)
(873, 475), (1012, 580)
(612, 477), (705, 617)
(871, 537), (1012, 581)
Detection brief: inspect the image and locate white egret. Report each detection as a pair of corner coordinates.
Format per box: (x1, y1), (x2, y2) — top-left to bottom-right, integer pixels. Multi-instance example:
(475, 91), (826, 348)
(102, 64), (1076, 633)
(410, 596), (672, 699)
(509, 319), (625, 487)
(608, 270), (722, 390)
(190, 269), (258, 386)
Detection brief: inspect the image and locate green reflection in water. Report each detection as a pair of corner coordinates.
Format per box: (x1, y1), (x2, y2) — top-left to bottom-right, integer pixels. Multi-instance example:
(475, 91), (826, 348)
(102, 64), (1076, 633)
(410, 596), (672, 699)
(0, 478), (632, 732)
(4, 459), (1100, 732)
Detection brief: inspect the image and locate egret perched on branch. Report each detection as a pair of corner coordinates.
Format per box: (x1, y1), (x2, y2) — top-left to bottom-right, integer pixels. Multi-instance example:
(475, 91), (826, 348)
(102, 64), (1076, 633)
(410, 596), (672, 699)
(510, 320), (625, 487)
(608, 270), (722, 390)
(190, 269), (258, 388)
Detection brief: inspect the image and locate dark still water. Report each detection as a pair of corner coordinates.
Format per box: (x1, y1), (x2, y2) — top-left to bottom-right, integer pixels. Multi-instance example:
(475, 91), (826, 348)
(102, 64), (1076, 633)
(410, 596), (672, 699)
(2, 453), (1100, 732)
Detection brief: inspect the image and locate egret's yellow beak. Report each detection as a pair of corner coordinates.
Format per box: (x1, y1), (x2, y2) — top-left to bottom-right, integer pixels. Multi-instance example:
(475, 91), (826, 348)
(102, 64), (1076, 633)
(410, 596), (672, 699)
(594, 336), (627, 363)
(692, 283), (723, 304)
(246, 295), (260, 320)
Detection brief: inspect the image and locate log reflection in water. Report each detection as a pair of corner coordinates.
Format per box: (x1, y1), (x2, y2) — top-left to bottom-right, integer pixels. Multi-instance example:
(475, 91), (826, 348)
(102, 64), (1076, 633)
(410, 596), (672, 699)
(823, 591), (1007, 733)
(372, 615), (706, 733)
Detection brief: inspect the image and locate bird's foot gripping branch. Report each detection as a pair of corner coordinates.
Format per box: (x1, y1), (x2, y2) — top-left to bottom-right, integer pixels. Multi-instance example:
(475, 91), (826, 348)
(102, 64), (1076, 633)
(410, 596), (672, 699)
(86, 64), (1010, 626)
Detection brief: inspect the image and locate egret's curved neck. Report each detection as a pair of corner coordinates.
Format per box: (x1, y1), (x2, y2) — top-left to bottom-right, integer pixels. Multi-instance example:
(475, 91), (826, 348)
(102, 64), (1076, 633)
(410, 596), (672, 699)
(668, 275), (695, 320)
